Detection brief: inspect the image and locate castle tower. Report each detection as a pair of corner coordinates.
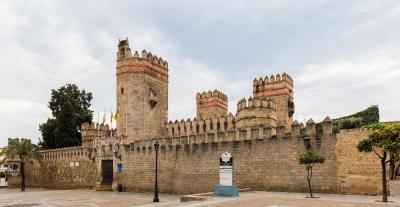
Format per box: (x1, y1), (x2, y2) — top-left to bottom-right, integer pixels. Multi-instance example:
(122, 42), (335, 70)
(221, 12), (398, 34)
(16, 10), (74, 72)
(253, 73), (294, 130)
(116, 38), (168, 142)
(236, 97), (277, 129)
(196, 89), (228, 119)
(81, 123), (109, 149)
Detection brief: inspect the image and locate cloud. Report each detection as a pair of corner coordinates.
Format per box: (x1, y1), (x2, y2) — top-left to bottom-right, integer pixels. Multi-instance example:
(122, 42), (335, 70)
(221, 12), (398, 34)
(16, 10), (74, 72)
(294, 44), (400, 122)
(0, 97), (50, 142)
(1, 0), (400, 147)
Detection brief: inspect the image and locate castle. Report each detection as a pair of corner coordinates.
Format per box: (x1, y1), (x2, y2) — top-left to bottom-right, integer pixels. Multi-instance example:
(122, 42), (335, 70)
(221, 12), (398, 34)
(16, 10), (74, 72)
(8, 39), (383, 195)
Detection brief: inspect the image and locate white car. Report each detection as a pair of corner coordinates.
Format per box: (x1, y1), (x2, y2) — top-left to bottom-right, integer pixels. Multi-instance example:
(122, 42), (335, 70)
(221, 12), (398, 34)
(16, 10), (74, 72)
(0, 164), (8, 187)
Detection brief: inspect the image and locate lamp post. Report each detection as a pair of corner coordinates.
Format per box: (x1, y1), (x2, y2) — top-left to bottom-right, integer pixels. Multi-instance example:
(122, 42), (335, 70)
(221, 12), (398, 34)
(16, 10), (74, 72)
(303, 137), (311, 149)
(153, 141), (160, 202)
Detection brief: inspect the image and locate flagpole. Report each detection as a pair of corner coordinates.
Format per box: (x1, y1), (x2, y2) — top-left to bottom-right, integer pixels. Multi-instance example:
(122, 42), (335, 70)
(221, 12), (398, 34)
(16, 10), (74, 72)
(97, 111), (100, 140)
(117, 109), (119, 138)
(110, 109), (113, 137)
(125, 94), (128, 137)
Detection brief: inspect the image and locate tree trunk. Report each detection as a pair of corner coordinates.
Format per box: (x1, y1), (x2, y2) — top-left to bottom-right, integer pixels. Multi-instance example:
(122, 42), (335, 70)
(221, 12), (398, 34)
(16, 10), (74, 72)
(307, 167), (313, 198)
(21, 161), (25, 192)
(381, 152), (388, 202)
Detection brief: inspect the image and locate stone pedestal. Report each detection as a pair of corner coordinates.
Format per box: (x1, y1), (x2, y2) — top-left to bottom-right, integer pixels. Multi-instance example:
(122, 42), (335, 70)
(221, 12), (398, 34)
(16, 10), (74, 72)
(214, 185), (239, 197)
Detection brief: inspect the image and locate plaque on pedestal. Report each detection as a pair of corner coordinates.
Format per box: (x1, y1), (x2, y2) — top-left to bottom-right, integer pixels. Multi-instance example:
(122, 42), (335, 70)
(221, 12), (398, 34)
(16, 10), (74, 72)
(214, 152), (239, 197)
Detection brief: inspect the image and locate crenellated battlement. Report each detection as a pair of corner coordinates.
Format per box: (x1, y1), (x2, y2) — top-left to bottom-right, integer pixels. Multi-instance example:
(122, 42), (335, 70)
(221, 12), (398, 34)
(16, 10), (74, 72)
(81, 122), (110, 131)
(196, 89), (228, 101)
(117, 39), (168, 69)
(236, 96), (277, 129)
(40, 146), (90, 161)
(253, 72), (293, 87)
(253, 73), (293, 97)
(139, 49), (169, 68)
(253, 73), (294, 130)
(166, 113), (236, 139)
(147, 116), (333, 149)
(81, 122), (115, 148)
(116, 38), (169, 83)
(236, 96), (276, 111)
(196, 89), (228, 119)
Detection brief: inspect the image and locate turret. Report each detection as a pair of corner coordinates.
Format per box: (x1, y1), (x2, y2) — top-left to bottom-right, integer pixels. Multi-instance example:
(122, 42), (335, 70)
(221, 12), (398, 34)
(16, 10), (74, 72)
(253, 73), (294, 131)
(116, 38), (169, 142)
(81, 122), (110, 148)
(235, 97), (277, 129)
(196, 89), (228, 119)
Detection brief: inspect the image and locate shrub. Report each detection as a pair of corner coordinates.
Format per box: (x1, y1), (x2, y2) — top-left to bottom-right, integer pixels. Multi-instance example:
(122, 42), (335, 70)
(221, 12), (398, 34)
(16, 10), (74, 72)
(337, 117), (362, 130)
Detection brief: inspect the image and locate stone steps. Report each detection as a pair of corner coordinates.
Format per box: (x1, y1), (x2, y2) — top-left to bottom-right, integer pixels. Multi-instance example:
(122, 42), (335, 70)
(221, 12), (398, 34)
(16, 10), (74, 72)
(95, 184), (112, 191)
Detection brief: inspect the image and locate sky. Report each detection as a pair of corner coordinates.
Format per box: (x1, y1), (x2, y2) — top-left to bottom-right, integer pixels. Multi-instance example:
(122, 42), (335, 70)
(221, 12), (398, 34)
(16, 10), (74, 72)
(1, 0), (400, 147)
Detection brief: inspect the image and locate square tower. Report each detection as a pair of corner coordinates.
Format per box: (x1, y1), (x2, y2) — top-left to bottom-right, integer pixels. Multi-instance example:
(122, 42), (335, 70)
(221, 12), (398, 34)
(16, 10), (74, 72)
(253, 73), (294, 130)
(196, 90), (228, 119)
(116, 39), (168, 142)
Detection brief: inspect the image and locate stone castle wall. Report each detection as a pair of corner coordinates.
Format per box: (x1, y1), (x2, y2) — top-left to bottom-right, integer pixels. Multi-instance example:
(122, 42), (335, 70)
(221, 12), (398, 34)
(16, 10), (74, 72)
(6, 40), (383, 196)
(114, 132), (337, 194)
(9, 125), (383, 196)
(336, 128), (383, 195)
(8, 146), (97, 189)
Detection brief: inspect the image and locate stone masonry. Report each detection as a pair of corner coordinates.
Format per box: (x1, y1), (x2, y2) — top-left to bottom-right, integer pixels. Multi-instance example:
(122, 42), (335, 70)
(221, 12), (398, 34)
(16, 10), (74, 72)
(8, 38), (384, 196)
(196, 90), (228, 120)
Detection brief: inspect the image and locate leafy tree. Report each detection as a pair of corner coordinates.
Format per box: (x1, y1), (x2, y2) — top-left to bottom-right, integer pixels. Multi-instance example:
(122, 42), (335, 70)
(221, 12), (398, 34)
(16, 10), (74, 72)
(357, 124), (400, 202)
(38, 118), (57, 149)
(0, 138), (42, 191)
(39, 84), (93, 149)
(315, 105), (379, 134)
(299, 149), (325, 198)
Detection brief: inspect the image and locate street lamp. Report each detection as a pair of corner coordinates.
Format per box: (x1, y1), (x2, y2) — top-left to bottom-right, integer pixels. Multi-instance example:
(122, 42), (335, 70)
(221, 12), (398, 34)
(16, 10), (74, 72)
(153, 141), (160, 202)
(303, 137), (311, 149)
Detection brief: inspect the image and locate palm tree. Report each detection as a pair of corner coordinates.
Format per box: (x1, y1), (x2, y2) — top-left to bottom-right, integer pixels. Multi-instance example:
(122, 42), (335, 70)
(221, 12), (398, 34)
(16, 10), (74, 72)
(0, 138), (42, 191)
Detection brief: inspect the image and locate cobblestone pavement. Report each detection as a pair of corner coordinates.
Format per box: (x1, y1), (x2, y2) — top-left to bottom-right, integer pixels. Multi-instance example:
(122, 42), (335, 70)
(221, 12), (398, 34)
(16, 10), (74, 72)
(0, 188), (179, 207)
(1, 189), (400, 207)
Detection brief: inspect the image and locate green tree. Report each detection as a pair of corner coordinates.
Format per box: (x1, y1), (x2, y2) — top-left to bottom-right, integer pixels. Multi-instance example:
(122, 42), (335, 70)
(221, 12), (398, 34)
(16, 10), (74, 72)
(38, 118), (57, 149)
(0, 138), (42, 191)
(299, 149), (325, 198)
(39, 84), (93, 149)
(357, 124), (400, 202)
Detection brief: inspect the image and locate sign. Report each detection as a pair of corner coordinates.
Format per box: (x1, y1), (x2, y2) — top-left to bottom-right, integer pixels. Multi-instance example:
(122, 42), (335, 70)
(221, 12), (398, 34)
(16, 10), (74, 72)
(219, 152), (233, 186)
(117, 163), (122, 173)
(8, 162), (19, 177)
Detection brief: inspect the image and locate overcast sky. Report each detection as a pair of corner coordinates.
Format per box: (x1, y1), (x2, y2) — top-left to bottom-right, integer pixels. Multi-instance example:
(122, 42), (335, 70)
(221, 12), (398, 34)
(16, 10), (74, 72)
(1, 0), (400, 147)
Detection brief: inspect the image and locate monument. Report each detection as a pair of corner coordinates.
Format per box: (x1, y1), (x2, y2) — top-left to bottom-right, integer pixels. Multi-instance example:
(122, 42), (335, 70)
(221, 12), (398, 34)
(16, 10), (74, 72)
(214, 152), (239, 197)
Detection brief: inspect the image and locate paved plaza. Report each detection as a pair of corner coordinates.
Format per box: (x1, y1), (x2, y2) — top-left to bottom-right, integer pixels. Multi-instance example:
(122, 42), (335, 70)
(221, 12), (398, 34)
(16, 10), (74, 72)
(1, 189), (400, 207)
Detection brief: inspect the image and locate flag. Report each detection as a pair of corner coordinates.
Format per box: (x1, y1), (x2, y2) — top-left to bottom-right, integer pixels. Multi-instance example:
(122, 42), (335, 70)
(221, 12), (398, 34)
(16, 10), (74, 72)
(114, 111), (120, 120)
(110, 110), (114, 124)
(102, 111), (106, 124)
